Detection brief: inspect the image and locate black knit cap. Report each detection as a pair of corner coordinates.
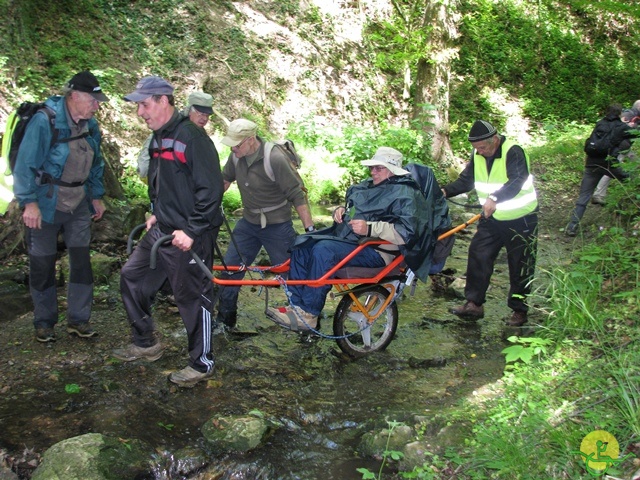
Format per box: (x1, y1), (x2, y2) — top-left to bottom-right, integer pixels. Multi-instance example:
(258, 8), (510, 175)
(468, 120), (497, 142)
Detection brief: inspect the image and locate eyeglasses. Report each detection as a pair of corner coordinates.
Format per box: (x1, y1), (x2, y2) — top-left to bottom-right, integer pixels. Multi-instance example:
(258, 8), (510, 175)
(192, 110), (211, 119)
(232, 136), (251, 150)
(368, 165), (386, 172)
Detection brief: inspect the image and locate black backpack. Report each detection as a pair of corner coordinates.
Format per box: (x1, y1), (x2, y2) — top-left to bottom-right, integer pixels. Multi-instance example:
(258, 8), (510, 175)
(4, 102), (57, 173)
(584, 119), (616, 158)
(3, 101), (90, 175)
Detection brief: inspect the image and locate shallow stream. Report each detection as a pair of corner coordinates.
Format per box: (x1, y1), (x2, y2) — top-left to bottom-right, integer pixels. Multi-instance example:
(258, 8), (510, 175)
(0, 227), (521, 479)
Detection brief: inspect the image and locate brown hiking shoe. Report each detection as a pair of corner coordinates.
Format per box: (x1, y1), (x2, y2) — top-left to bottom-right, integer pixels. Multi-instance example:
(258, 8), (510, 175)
(451, 301), (484, 319)
(112, 341), (164, 362)
(67, 322), (98, 338)
(168, 366), (214, 388)
(35, 327), (56, 343)
(507, 311), (528, 326)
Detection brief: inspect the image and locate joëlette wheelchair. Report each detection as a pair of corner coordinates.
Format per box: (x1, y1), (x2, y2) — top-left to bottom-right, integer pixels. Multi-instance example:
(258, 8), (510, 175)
(128, 213), (480, 359)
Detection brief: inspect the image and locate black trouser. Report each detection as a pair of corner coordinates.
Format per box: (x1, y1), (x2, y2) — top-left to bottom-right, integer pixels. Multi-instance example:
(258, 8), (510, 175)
(465, 213), (538, 313)
(27, 201), (93, 329)
(120, 225), (218, 373)
(568, 164), (629, 228)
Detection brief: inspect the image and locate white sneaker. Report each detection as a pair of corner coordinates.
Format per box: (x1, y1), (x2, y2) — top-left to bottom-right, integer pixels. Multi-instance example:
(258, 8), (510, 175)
(266, 305), (318, 331)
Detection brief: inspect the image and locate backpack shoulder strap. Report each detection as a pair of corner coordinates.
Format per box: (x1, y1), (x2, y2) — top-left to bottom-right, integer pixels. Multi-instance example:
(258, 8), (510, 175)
(263, 141), (276, 181)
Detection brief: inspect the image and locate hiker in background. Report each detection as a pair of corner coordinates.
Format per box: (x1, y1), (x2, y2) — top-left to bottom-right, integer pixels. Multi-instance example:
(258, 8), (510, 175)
(137, 91), (214, 179)
(565, 104), (632, 236)
(215, 118), (314, 330)
(12, 70), (108, 342)
(114, 76), (224, 388)
(266, 147), (435, 331)
(442, 120), (539, 327)
(589, 108), (638, 206)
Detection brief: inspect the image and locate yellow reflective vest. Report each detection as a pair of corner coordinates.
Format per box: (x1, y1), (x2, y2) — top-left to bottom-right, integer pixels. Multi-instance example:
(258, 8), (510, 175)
(473, 139), (538, 221)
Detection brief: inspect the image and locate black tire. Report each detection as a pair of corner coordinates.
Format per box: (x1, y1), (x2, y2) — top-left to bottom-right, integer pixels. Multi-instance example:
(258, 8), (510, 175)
(333, 285), (398, 358)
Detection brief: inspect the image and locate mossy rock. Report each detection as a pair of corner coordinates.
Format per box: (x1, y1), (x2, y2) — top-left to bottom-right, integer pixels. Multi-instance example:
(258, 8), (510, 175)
(201, 413), (280, 453)
(31, 433), (154, 480)
(357, 425), (415, 458)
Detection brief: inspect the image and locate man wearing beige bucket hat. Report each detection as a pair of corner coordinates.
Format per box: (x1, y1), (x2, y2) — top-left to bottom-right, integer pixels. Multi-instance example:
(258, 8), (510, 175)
(267, 146), (436, 331)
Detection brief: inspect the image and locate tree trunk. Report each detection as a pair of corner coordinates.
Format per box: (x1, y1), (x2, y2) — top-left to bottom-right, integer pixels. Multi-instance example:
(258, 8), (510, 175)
(413, 0), (464, 171)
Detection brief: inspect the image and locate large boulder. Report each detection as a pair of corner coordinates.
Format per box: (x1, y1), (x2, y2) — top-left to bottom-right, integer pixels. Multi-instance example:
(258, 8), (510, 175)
(31, 433), (154, 480)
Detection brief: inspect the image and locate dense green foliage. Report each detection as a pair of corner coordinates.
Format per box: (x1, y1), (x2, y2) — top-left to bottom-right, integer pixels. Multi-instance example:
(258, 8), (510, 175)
(451, 0), (640, 130)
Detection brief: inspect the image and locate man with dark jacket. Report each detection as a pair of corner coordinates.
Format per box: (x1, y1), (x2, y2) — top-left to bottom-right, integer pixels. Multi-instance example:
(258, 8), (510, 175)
(442, 120), (538, 327)
(216, 119), (314, 330)
(566, 104), (632, 235)
(113, 76), (224, 388)
(267, 147), (436, 331)
(13, 70), (108, 342)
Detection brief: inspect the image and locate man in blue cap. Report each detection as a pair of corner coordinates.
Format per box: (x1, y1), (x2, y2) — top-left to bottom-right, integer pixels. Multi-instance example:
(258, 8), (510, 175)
(113, 76), (224, 388)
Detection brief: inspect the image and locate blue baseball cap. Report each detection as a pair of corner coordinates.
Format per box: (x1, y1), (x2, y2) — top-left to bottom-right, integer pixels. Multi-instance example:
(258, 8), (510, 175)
(124, 76), (174, 102)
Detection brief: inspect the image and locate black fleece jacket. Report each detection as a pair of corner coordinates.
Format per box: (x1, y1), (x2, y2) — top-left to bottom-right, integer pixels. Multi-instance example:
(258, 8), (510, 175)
(148, 110), (224, 238)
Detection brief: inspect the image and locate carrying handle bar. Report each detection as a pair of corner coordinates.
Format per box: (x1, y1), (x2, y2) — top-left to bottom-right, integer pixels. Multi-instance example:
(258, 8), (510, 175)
(149, 234), (214, 281)
(126, 223), (148, 255)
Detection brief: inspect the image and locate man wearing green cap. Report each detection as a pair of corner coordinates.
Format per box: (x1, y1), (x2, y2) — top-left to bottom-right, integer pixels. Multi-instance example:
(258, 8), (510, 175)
(215, 118), (314, 330)
(441, 120), (538, 327)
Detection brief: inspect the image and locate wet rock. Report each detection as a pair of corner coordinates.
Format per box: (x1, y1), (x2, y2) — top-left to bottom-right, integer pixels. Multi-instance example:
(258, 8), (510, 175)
(152, 446), (209, 478)
(357, 424), (414, 459)
(31, 433), (154, 480)
(448, 277), (466, 298)
(201, 412), (281, 453)
(399, 440), (432, 471)
(408, 356), (448, 369)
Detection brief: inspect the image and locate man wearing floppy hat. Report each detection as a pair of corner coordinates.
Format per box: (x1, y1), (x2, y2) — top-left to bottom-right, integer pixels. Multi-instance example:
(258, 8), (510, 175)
(13, 70), (109, 343)
(267, 146), (436, 331)
(215, 118), (314, 330)
(441, 120), (539, 327)
(114, 76), (224, 388)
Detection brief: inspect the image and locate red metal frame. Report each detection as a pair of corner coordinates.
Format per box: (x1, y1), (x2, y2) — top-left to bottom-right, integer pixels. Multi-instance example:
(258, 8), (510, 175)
(211, 213), (481, 288)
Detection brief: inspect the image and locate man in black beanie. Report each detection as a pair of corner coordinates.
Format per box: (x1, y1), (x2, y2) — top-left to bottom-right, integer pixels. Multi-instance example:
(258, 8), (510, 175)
(441, 120), (538, 327)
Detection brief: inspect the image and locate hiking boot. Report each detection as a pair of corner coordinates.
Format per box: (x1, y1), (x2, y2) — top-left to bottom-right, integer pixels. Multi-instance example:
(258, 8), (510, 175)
(591, 195), (606, 205)
(451, 301), (484, 319)
(67, 322), (97, 338)
(266, 305), (318, 331)
(216, 310), (237, 329)
(35, 327), (56, 343)
(112, 341), (164, 362)
(168, 366), (214, 388)
(565, 223), (578, 237)
(507, 311), (528, 327)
